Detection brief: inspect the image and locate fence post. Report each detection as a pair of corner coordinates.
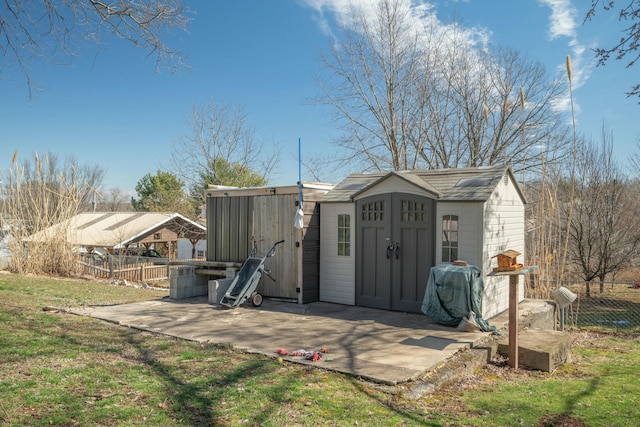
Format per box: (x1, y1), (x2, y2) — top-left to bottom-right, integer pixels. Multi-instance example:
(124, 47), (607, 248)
(140, 265), (145, 282)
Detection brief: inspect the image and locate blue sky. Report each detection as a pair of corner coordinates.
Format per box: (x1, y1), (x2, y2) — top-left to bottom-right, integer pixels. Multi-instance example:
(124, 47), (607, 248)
(1, 0), (638, 195)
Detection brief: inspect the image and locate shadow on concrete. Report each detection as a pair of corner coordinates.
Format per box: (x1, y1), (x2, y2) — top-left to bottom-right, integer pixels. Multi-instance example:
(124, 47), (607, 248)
(72, 297), (551, 386)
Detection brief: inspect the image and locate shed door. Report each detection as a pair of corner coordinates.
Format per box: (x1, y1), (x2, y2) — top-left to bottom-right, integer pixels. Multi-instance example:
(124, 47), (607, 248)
(356, 193), (435, 312)
(356, 194), (392, 309)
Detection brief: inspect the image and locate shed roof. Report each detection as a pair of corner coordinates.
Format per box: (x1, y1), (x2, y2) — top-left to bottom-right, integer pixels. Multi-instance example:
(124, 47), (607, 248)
(205, 181), (334, 198)
(350, 171), (442, 200)
(321, 165), (525, 203)
(25, 212), (206, 248)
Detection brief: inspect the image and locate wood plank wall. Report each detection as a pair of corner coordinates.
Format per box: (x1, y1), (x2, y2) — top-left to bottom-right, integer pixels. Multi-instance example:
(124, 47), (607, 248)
(253, 193), (297, 299)
(206, 195), (253, 262)
(206, 187), (327, 302)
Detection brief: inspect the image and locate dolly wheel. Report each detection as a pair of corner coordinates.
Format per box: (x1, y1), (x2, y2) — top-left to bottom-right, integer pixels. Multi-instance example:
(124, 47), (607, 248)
(251, 292), (263, 307)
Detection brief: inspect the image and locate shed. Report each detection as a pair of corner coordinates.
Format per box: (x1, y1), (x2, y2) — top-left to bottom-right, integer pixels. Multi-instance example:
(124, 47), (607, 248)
(318, 165), (526, 318)
(204, 182), (334, 303)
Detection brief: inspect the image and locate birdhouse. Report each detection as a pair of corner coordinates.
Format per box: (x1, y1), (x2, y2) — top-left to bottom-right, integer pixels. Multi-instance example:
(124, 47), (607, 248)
(492, 250), (523, 272)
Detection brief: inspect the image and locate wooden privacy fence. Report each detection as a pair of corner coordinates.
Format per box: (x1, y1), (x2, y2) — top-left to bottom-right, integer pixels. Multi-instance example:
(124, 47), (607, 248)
(78, 260), (170, 282)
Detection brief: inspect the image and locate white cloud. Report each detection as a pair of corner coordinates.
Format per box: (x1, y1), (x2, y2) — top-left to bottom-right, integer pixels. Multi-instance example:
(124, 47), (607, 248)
(538, 0), (578, 39)
(299, 0), (375, 36)
(299, 0), (491, 52)
(538, 0), (596, 115)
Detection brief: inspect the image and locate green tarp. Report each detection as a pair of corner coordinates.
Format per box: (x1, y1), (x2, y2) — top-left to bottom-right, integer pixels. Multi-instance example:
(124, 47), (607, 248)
(421, 264), (499, 334)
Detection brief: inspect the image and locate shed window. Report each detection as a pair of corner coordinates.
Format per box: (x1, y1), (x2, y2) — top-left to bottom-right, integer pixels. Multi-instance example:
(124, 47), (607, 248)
(361, 201), (384, 221)
(337, 214), (351, 256)
(401, 199), (427, 222)
(442, 215), (459, 262)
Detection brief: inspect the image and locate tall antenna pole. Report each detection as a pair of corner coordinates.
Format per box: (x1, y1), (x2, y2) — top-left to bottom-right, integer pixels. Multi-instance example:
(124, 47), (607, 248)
(298, 137), (302, 207)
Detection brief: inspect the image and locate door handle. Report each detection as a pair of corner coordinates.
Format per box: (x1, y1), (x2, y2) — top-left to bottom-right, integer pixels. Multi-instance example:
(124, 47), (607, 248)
(386, 242), (400, 260)
(386, 243), (393, 260)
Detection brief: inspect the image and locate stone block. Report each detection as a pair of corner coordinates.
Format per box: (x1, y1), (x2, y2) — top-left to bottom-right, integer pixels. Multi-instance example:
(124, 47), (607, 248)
(498, 329), (571, 372)
(192, 273), (209, 297)
(209, 278), (234, 304)
(169, 266), (196, 299)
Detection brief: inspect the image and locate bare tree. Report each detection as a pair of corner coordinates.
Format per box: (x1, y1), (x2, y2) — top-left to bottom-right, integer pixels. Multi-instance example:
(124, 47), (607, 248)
(315, 0), (569, 175)
(170, 99), (279, 201)
(585, 0), (640, 99)
(419, 41), (569, 173)
(1, 0), (191, 96)
(561, 127), (640, 296)
(629, 138), (640, 176)
(0, 151), (105, 275)
(317, 0), (426, 172)
(100, 188), (131, 212)
(486, 48), (568, 172)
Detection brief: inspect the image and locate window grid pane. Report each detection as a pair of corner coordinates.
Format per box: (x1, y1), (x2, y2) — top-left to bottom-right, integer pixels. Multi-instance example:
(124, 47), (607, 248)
(338, 214), (351, 256)
(361, 201), (384, 221)
(442, 215), (459, 262)
(401, 200), (427, 222)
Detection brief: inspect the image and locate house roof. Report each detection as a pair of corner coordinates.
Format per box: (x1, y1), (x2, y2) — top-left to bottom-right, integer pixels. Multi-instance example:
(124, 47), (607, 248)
(321, 165), (525, 203)
(25, 212), (206, 248)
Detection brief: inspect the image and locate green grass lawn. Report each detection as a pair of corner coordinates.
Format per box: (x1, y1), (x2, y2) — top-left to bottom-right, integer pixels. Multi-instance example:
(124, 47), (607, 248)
(1, 273), (639, 426)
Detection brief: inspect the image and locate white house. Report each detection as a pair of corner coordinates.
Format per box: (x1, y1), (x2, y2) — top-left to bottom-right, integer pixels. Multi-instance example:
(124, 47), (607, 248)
(177, 238), (207, 259)
(319, 165), (526, 318)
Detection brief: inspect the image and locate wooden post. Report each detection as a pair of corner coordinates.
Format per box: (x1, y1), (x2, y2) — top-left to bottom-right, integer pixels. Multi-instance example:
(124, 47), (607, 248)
(488, 265), (538, 370)
(508, 274), (519, 369)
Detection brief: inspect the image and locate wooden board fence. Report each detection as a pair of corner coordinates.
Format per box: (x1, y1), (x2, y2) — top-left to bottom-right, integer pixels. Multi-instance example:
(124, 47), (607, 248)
(78, 261), (169, 282)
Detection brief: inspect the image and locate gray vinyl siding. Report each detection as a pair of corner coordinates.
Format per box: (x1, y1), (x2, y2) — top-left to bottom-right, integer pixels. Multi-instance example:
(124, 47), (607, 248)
(300, 192), (324, 303)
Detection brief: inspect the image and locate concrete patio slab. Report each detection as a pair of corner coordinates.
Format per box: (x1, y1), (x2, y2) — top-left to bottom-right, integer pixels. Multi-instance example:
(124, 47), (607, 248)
(70, 297), (551, 385)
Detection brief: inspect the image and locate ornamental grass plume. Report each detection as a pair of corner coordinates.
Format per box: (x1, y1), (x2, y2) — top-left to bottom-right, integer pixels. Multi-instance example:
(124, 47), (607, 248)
(559, 53), (577, 285)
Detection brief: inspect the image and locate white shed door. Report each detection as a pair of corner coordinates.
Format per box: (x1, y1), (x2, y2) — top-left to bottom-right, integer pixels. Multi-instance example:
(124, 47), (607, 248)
(319, 204), (356, 305)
